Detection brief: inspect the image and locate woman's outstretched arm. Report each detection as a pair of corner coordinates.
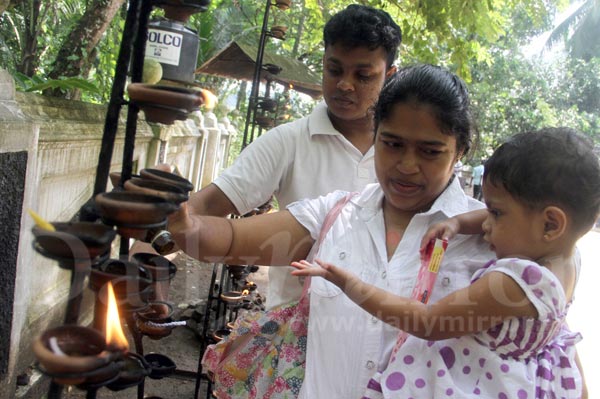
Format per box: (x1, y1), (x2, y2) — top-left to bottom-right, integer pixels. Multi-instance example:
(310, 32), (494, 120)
(170, 210), (314, 266)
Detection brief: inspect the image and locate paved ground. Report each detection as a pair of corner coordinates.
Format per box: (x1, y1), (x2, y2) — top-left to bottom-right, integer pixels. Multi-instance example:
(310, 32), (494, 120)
(566, 230), (599, 397)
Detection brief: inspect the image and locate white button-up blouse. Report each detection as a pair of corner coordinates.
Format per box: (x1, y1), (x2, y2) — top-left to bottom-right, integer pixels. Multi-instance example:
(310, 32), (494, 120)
(287, 180), (493, 399)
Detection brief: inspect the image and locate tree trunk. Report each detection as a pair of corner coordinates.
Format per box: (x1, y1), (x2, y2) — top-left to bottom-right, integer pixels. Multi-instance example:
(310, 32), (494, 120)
(291, 0), (306, 58)
(16, 0), (41, 77)
(47, 0), (126, 97)
(236, 80), (247, 110)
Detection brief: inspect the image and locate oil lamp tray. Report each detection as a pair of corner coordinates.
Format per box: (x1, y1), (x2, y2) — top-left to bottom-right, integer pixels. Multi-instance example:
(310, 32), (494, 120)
(139, 168), (194, 192)
(32, 222), (116, 262)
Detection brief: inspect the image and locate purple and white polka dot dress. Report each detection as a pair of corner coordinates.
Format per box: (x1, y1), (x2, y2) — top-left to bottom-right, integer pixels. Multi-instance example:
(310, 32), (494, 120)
(368, 258), (583, 399)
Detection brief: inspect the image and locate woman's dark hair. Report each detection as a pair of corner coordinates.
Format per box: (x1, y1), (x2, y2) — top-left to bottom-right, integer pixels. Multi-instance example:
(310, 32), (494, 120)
(373, 64), (476, 156)
(485, 127), (600, 233)
(323, 5), (402, 68)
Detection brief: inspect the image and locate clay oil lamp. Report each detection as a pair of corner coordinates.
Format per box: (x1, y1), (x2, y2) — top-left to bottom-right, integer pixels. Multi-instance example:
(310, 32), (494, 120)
(226, 264), (248, 280)
(32, 221), (116, 267)
(105, 352), (149, 391)
(211, 328), (231, 342)
(32, 325), (121, 386)
(139, 168), (194, 193)
(127, 83), (207, 125)
(256, 98), (278, 112)
(124, 177), (189, 205)
(105, 278), (154, 313)
(220, 291), (243, 305)
(275, 0), (291, 10)
(255, 115), (275, 129)
(90, 259), (154, 312)
(109, 171), (143, 188)
(220, 289), (249, 306)
(32, 282), (129, 386)
(134, 301), (185, 340)
(242, 281), (257, 293)
(269, 25), (287, 39)
(159, 0), (211, 23)
(127, 83), (205, 110)
(241, 298), (254, 309)
(94, 191), (179, 240)
(131, 252), (177, 282)
(89, 259), (152, 292)
(144, 353), (176, 379)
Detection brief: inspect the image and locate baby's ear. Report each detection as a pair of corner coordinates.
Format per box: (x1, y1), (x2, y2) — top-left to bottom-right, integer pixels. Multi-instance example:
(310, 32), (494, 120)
(541, 206), (567, 241)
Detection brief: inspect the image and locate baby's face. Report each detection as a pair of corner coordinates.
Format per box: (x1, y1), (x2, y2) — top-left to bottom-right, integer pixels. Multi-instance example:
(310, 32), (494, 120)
(481, 182), (546, 260)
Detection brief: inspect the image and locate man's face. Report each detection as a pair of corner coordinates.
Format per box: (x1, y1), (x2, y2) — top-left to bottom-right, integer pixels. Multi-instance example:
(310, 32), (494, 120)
(322, 43), (391, 123)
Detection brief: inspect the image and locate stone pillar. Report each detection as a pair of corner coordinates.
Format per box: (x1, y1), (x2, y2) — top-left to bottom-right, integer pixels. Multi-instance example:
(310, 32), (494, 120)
(187, 111), (207, 192)
(0, 69), (40, 399)
(199, 111), (221, 189)
(223, 117), (237, 168)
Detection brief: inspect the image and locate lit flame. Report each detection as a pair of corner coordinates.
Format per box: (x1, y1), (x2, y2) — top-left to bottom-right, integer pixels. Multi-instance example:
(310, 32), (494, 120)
(105, 282), (129, 352)
(242, 289), (250, 296)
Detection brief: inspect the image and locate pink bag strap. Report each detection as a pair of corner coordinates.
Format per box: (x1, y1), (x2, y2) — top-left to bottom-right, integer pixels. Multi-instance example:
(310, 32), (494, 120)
(300, 192), (357, 298)
(387, 238), (448, 363)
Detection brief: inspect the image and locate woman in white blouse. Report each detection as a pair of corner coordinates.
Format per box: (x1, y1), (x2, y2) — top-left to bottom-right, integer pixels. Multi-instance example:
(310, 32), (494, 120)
(169, 64), (492, 398)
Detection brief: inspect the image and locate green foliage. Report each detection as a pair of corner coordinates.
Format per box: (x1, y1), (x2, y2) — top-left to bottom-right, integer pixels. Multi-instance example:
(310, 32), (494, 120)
(0, 0), (598, 161)
(469, 51), (600, 163)
(545, 0), (600, 61)
(12, 71), (100, 95)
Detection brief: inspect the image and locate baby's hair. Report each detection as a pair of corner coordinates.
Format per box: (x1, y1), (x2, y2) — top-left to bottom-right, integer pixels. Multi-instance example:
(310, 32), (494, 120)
(323, 5), (402, 68)
(485, 127), (600, 233)
(373, 64), (476, 156)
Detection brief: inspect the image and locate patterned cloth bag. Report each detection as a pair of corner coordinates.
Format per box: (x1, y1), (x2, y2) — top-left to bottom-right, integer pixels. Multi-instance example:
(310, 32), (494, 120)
(202, 193), (356, 399)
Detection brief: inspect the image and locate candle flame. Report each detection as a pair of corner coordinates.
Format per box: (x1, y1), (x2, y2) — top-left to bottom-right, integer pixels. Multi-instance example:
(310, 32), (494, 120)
(200, 89), (217, 110)
(105, 282), (129, 352)
(242, 289), (250, 296)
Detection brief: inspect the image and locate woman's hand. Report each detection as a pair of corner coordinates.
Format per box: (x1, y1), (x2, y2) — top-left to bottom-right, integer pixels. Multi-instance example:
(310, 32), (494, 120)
(420, 218), (460, 251)
(291, 258), (353, 289)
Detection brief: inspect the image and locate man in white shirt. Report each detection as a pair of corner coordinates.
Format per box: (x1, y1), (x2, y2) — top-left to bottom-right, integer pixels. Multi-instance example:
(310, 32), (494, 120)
(471, 160), (485, 200)
(172, 4), (402, 309)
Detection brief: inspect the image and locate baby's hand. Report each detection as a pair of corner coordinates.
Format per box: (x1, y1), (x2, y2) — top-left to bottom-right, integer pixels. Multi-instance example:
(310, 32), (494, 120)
(420, 218), (460, 252)
(291, 258), (349, 288)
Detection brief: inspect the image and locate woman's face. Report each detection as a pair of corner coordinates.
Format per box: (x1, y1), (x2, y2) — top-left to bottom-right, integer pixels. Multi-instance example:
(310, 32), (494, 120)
(375, 103), (461, 214)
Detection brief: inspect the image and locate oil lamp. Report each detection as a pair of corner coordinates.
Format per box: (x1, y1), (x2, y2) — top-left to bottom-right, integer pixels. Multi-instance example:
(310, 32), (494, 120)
(32, 282), (129, 386)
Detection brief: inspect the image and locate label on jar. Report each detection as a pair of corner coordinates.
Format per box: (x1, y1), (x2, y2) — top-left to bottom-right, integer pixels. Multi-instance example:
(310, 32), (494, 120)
(145, 28), (183, 66)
